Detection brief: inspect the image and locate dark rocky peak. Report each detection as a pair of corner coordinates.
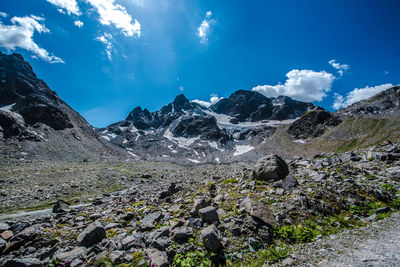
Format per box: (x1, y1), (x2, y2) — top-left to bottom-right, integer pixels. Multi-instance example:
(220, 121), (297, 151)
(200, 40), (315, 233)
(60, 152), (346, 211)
(287, 110), (342, 139)
(0, 52), (56, 106)
(210, 90), (272, 121)
(0, 52), (72, 130)
(336, 86), (400, 116)
(171, 114), (229, 143)
(210, 89), (316, 122)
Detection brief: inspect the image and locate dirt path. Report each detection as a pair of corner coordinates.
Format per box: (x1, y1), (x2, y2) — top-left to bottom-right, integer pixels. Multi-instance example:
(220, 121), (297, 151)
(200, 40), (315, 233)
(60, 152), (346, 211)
(287, 212), (400, 267)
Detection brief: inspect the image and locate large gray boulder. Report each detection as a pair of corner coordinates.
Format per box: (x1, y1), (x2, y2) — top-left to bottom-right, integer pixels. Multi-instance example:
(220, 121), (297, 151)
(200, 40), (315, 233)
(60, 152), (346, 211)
(252, 155), (289, 181)
(77, 221), (106, 247)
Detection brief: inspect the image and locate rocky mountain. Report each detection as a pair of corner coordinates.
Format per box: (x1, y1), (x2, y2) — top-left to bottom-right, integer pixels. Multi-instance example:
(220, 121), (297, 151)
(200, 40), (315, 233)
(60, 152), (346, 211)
(336, 86), (400, 116)
(0, 52), (123, 161)
(98, 90), (318, 164)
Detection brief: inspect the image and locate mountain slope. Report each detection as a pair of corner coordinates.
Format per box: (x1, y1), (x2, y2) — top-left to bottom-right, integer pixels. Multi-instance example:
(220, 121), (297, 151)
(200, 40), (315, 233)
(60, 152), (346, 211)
(0, 52), (124, 161)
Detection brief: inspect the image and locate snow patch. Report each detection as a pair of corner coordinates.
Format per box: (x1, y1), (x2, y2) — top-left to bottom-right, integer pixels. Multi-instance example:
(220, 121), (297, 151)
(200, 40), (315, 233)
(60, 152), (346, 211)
(127, 151), (138, 158)
(215, 157), (220, 163)
(187, 158), (200, 164)
(294, 139), (306, 144)
(233, 145), (254, 156)
(0, 103), (16, 112)
(168, 145), (178, 153)
(101, 135), (111, 141)
(164, 128), (199, 149)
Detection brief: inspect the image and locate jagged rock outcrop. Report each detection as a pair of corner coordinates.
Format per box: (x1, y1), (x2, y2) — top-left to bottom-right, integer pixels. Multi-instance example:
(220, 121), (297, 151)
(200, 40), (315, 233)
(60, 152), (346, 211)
(336, 86), (400, 116)
(287, 110), (342, 139)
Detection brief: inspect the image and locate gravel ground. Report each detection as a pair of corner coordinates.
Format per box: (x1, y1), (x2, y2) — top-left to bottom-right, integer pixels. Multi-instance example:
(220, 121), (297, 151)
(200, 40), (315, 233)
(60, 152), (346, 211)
(288, 212), (400, 267)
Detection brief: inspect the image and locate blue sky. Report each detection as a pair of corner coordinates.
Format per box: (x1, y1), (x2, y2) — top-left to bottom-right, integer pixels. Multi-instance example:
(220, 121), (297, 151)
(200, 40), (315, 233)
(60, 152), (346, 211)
(0, 0), (399, 127)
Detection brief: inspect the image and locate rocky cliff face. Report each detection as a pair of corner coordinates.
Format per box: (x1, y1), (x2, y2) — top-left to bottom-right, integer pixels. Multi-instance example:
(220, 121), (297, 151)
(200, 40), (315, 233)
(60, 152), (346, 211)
(336, 86), (400, 116)
(0, 52), (123, 161)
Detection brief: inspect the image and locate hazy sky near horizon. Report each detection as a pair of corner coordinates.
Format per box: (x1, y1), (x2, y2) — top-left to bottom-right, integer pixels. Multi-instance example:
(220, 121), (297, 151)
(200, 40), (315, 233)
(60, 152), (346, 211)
(0, 0), (399, 127)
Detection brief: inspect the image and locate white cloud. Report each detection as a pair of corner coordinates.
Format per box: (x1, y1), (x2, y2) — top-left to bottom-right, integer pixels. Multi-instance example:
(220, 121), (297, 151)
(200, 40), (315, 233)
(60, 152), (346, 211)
(85, 0), (141, 37)
(96, 33), (113, 60)
(46, 0), (81, 16)
(0, 15), (64, 63)
(0, 12), (7, 18)
(252, 69), (335, 102)
(74, 20), (84, 28)
(333, 83), (393, 109)
(383, 70), (389, 75)
(197, 10), (215, 43)
(329, 59), (349, 77)
(192, 94), (222, 107)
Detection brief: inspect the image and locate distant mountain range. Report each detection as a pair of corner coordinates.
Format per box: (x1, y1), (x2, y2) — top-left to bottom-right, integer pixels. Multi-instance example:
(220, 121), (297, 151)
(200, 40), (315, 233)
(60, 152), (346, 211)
(1, 52), (400, 163)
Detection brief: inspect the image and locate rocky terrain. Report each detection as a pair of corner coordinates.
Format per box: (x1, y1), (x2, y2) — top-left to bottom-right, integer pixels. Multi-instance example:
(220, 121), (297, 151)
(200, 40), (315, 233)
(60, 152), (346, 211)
(1, 141), (399, 266)
(1, 52), (400, 266)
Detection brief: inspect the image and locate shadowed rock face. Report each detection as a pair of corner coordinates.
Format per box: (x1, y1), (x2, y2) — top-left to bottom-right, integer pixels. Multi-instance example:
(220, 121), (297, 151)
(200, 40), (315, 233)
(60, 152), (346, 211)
(336, 86), (400, 116)
(210, 90), (316, 122)
(0, 52), (72, 130)
(287, 110), (342, 139)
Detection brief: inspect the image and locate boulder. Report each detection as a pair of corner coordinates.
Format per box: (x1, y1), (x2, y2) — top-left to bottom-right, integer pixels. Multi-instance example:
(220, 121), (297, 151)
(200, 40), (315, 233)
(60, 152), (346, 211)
(242, 198), (277, 226)
(146, 248), (169, 267)
(140, 212), (163, 231)
(172, 227), (193, 243)
(201, 225), (223, 253)
(121, 232), (144, 249)
(52, 199), (70, 213)
(77, 221), (106, 247)
(252, 155), (289, 181)
(198, 206), (220, 224)
(55, 247), (87, 262)
(282, 175), (298, 192)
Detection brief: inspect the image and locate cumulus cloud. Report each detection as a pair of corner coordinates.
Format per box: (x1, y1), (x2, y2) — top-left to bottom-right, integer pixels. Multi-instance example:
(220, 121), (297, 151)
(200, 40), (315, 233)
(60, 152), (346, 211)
(46, 0), (81, 15)
(197, 11), (215, 43)
(192, 94), (222, 108)
(329, 59), (349, 77)
(74, 20), (83, 28)
(0, 15), (64, 63)
(85, 0), (141, 37)
(96, 33), (113, 60)
(252, 69), (335, 102)
(0, 12), (7, 18)
(333, 83), (394, 109)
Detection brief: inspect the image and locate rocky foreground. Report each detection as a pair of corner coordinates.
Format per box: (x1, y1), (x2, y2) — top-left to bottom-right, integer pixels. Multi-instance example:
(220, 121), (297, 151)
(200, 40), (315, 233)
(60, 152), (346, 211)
(1, 142), (400, 266)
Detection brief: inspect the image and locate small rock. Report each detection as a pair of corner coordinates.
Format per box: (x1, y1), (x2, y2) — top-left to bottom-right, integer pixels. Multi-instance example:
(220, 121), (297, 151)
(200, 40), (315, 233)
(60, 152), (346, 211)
(1, 230), (13, 240)
(146, 248), (168, 267)
(201, 225), (222, 253)
(77, 221), (106, 247)
(198, 206), (220, 224)
(0, 222), (10, 232)
(375, 207), (392, 214)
